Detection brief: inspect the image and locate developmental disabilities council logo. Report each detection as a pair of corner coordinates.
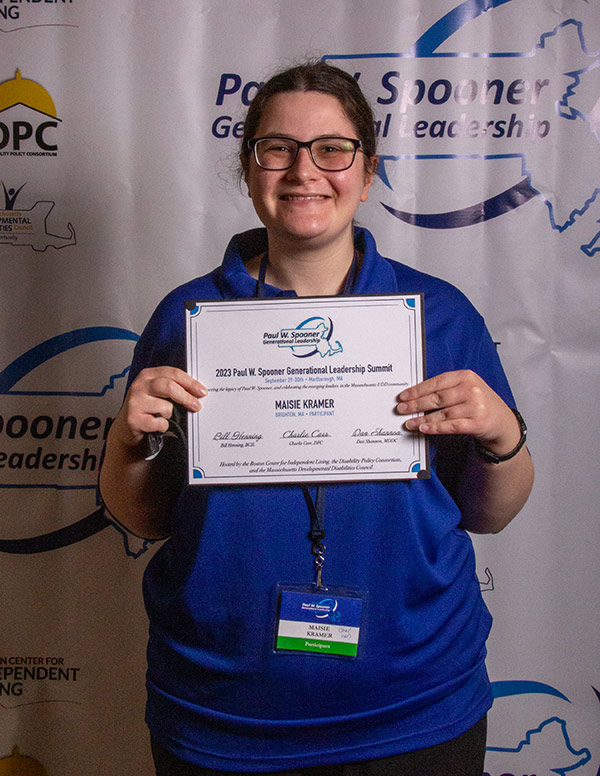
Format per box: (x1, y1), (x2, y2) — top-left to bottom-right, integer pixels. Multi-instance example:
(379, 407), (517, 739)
(0, 181), (75, 251)
(263, 317), (343, 359)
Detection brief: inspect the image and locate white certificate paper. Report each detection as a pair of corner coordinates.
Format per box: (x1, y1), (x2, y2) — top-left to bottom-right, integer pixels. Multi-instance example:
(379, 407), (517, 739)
(185, 295), (428, 485)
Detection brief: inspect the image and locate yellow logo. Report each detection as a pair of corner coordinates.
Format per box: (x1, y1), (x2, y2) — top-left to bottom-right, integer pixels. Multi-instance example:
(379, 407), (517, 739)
(0, 70), (59, 155)
(0, 70), (57, 119)
(0, 746), (49, 776)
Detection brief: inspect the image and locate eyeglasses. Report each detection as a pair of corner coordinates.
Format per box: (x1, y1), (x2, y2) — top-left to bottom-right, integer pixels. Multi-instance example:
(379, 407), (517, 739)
(248, 136), (362, 171)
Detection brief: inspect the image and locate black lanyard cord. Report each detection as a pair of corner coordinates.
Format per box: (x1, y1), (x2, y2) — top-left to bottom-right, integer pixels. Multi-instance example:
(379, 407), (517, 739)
(302, 485), (326, 588)
(254, 245), (360, 589)
(255, 249), (358, 299)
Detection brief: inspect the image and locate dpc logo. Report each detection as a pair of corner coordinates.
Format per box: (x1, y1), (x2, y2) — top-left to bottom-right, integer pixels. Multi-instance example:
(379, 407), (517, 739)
(0, 70), (60, 157)
(324, 0), (600, 256)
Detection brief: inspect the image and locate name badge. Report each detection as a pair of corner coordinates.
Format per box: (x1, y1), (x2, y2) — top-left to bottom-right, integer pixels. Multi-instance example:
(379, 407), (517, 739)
(274, 586), (366, 659)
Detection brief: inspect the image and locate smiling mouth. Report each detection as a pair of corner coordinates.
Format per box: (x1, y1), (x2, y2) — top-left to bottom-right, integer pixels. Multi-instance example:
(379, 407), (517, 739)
(280, 194), (328, 201)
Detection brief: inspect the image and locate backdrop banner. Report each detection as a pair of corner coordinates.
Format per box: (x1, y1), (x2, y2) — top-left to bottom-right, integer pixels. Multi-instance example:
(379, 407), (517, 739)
(0, 1), (598, 774)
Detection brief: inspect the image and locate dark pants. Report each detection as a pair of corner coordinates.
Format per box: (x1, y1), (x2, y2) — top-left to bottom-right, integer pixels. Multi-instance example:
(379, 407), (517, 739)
(152, 714), (487, 776)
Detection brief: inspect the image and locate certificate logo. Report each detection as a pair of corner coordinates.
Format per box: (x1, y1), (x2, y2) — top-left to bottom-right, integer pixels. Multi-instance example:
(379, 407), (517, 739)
(263, 316), (343, 359)
(301, 597), (341, 622)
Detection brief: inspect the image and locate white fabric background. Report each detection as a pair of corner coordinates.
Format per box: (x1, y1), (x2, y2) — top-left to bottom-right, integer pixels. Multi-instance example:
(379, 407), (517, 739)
(0, 1), (598, 773)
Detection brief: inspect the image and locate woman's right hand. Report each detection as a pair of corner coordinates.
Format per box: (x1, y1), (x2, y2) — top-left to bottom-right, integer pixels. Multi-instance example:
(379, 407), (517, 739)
(113, 366), (208, 449)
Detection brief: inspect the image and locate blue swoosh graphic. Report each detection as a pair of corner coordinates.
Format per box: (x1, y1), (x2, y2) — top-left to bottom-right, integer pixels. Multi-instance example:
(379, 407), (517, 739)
(491, 680), (571, 702)
(0, 507), (108, 554)
(331, 0), (538, 229)
(400, 0), (539, 229)
(0, 326), (139, 553)
(403, 15), (600, 233)
(382, 177), (537, 228)
(0, 327), (139, 393)
(408, 0), (516, 57)
(329, 2), (600, 235)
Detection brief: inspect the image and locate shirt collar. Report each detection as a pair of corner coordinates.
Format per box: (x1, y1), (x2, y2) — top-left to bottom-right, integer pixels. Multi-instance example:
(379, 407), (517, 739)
(218, 226), (398, 298)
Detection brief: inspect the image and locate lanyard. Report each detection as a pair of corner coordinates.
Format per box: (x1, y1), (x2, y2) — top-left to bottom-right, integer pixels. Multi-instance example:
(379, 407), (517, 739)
(255, 249), (358, 298)
(302, 486), (327, 589)
(254, 247), (359, 589)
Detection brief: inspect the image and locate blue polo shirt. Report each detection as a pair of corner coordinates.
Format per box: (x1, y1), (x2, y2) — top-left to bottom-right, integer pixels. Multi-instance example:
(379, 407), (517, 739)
(129, 227), (513, 771)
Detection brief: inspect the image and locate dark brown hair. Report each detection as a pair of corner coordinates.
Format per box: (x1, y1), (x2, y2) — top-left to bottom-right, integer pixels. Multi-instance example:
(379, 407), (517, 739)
(240, 60), (377, 177)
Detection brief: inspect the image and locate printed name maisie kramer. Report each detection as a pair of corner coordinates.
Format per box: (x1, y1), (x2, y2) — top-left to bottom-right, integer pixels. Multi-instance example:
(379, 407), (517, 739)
(275, 398), (335, 410)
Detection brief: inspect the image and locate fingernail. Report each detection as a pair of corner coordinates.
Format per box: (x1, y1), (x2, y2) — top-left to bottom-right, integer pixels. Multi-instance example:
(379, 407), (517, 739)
(396, 402), (408, 413)
(191, 399), (202, 411)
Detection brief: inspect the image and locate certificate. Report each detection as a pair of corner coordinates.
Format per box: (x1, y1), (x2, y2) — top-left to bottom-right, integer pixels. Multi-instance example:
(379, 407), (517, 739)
(185, 294), (428, 485)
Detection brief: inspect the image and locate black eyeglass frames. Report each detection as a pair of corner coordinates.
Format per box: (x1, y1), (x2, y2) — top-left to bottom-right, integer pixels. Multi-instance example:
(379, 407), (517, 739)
(248, 136), (363, 171)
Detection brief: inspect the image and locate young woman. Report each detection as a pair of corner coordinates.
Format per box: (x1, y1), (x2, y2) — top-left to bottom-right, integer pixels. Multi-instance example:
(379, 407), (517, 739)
(100, 62), (533, 776)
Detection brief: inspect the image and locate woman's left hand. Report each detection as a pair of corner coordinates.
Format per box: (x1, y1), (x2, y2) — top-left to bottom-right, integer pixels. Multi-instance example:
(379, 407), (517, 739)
(395, 369), (521, 456)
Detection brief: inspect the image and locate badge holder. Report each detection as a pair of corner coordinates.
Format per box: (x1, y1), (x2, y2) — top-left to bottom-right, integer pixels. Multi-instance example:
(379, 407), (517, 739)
(273, 487), (367, 660)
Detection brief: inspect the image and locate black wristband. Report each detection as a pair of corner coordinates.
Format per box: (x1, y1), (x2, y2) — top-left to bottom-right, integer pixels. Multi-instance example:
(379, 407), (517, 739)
(474, 408), (527, 464)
